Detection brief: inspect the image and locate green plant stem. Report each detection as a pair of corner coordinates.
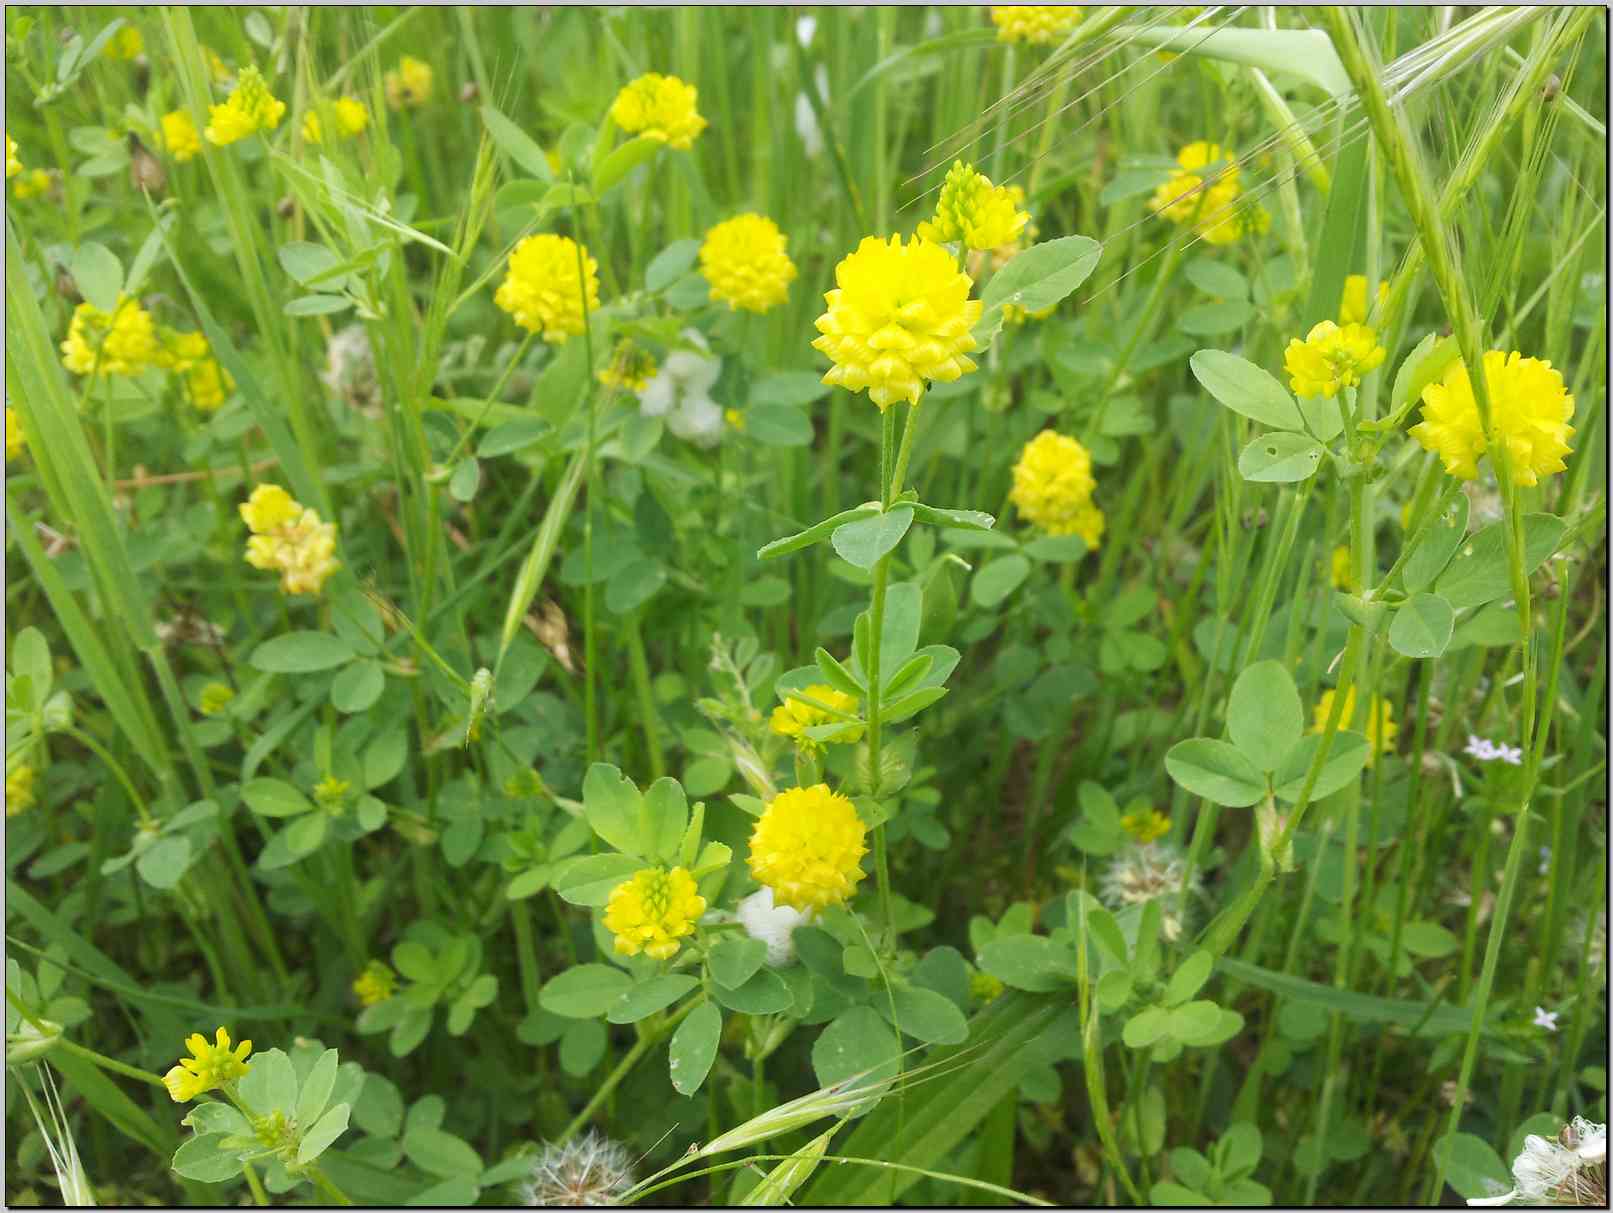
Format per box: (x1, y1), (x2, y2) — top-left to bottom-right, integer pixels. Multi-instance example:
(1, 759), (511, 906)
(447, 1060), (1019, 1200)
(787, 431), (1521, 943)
(625, 611), (665, 778)
(54, 1038), (166, 1089)
(557, 1001), (695, 1144)
(241, 1162), (270, 1206)
(307, 1164), (352, 1206)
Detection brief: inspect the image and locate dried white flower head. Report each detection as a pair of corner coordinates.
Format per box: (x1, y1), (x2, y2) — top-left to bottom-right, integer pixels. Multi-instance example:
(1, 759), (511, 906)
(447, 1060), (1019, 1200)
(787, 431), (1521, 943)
(1469, 1117), (1607, 1206)
(735, 886), (812, 967)
(1098, 842), (1202, 942)
(637, 330), (724, 448)
(521, 1132), (635, 1207)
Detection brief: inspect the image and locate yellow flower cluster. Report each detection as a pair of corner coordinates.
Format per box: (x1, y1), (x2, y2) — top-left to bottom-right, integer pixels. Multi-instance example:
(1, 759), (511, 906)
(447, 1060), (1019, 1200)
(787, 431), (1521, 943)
(162, 1027), (252, 1103)
(104, 25), (143, 60)
(917, 160), (1030, 252)
(812, 234), (982, 410)
(160, 110), (202, 162)
(385, 56), (434, 110)
(5, 407), (24, 462)
(747, 784), (868, 912)
(1009, 429), (1105, 548)
(598, 340), (658, 392)
(1409, 350), (1575, 488)
(1312, 686), (1397, 768)
(155, 328), (235, 411)
(700, 213), (798, 314)
(1148, 141), (1268, 246)
(603, 866), (706, 960)
(6, 763), (36, 816)
(302, 97), (370, 145)
(13, 169), (51, 200)
(1339, 274), (1388, 326)
(239, 484), (341, 597)
(61, 296), (159, 378)
(6, 134), (20, 179)
(1283, 320), (1386, 399)
(495, 234), (600, 344)
(1120, 808), (1170, 844)
(610, 73), (707, 149)
(352, 961), (397, 1007)
(1002, 302), (1056, 328)
(205, 65), (287, 147)
(769, 684), (863, 745)
(989, 6), (1082, 44)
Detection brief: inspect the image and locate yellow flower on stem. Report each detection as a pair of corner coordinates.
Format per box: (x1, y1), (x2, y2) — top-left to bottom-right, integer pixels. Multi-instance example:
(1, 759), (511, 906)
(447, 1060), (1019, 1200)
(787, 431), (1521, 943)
(812, 234), (982, 410)
(303, 97), (369, 145)
(240, 484), (340, 597)
(494, 234), (600, 344)
(609, 73), (707, 149)
(103, 25), (143, 60)
(748, 784), (868, 912)
(6, 134), (20, 179)
(385, 56), (434, 110)
(5, 407), (24, 462)
(770, 684), (863, 745)
(917, 160), (1030, 252)
(162, 1028), (252, 1103)
(1120, 808), (1171, 845)
(60, 296), (159, 378)
(1009, 430), (1104, 547)
(598, 340), (658, 393)
(1329, 544), (1352, 590)
(159, 111), (202, 162)
(6, 763), (36, 816)
(204, 65), (287, 146)
(700, 213), (798, 314)
(1283, 320), (1386, 399)
(352, 961), (397, 1007)
(1311, 686), (1397, 768)
(989, 6), (1082, 44)
(1339, 274), (1389, 326)
(1148, 141), (1268, 246)
(12, 169), (51, 199)
(1408, 350), (1575, 488)
(603, 866), (706, 960)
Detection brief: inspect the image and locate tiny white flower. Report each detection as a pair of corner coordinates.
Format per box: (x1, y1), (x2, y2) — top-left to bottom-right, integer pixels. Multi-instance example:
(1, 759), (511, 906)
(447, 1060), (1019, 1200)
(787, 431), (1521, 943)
(1532, 1005), (1559, 1032)
(795, 15), (816, 46)
(735, 887), (812, 967)
(636, 330), (724, 447)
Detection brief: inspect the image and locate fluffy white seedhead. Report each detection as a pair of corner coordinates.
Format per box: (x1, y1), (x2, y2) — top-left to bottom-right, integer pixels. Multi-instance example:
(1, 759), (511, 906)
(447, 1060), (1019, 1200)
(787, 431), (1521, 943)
(736, 887), (812, 967)
(1098, 842), (1203, 942)
(1469, 1118), (1609, 1207)
(521, 1131), (635, 1207)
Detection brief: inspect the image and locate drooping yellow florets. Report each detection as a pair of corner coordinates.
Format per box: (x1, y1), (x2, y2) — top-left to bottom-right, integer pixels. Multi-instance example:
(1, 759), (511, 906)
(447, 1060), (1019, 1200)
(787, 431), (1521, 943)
(1339, 274), (1388, 326)
(812, 234), (983, 410)
(5, 407), (24, 462)
(205, 65), (287, 146)
(1284, 320), (1386, 399)
(1121, 808), (1171, 844)
(240, 484), (341, 597)
(159, 111), (202, 162)
(12, 169), (51, 200)
(989, 6), (1082, 44)
(598, 340), (658, 393)
(1009, 429), (1105, 548)
(495, 234), (600, 345)
(1148, 141), (1268, 246)
(60, 296), (159, 378)
(1408, 350), (1575, 488)
(162, 1028), (252, 1103)
(1312, 687), (1397, 768)
(748, 784), (868, 912)
(153, 328), (233, 409)
(700, 213), (798, 314)
(917, 160), (1030, 252)
(352, 961), (397, 1007)
(610, 73), (707, 150)
(302, 97), (370, 145)
(6, 134), (19, 179)
(6, 763), (36, 816)
(385, 56), (434, 110)
(770, 684), (863, 745)
(603, 866), (706, 960)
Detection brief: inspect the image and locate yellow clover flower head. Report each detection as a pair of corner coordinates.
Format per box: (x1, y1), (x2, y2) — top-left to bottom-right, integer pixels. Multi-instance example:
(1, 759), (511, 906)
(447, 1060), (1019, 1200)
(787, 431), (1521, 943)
(1009, 429), (1105, 548)
(603, 866), (706, 960)
(303, 97), (369, 144)
(13, 169), (51, 200)
(917, 160), (1030, 253)
(240, 484), (341, 597)
(1339, 274), (1388, 326)
(747, 784), (868, 912)
(60, 295), (159, 378)
(5, 407), (24, 462)
(353, 961), (397, 1007)
(989, 6), (1082, 45)
(205, 65), (287, 147)
(6, 763), (37, 816)
(160, 111), (202, 162)
(610, 72), (707, 150)
(700, 213), (798, 314)
(1148, 141), (1268, 246)
(1408, 350), (1575, 488)
(6, 134), (19, 179)
(1312, 686), (1397, 768)
(1283, 320), (1386, 399)
(598, 340), (658, 393)
(1120, 808), (1171, 845)
(385, 56), (434, 110)
(162, 1027), (252, 1103)
(769, 684), (863, 746)
(812, 234), (983, 411)
(495, 234), (601, 345)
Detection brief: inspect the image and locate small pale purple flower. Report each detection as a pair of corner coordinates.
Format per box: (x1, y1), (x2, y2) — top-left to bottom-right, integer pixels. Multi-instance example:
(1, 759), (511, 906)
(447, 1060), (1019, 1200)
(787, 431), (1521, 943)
(1532, 1005), (1559, 1032)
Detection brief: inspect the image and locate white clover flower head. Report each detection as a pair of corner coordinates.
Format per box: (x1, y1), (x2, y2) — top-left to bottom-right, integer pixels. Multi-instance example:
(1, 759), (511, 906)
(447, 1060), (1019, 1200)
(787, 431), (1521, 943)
(1098, 842), (1202, 942)
(1532, 1005), (1559, 1032)
(1464, 734), (1523, 765)
(1469, 1118), (1609, 1206)
(637, 330), (724, 447)
(735, 886), (812, 967)
(521, 1131), (635, 1207)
